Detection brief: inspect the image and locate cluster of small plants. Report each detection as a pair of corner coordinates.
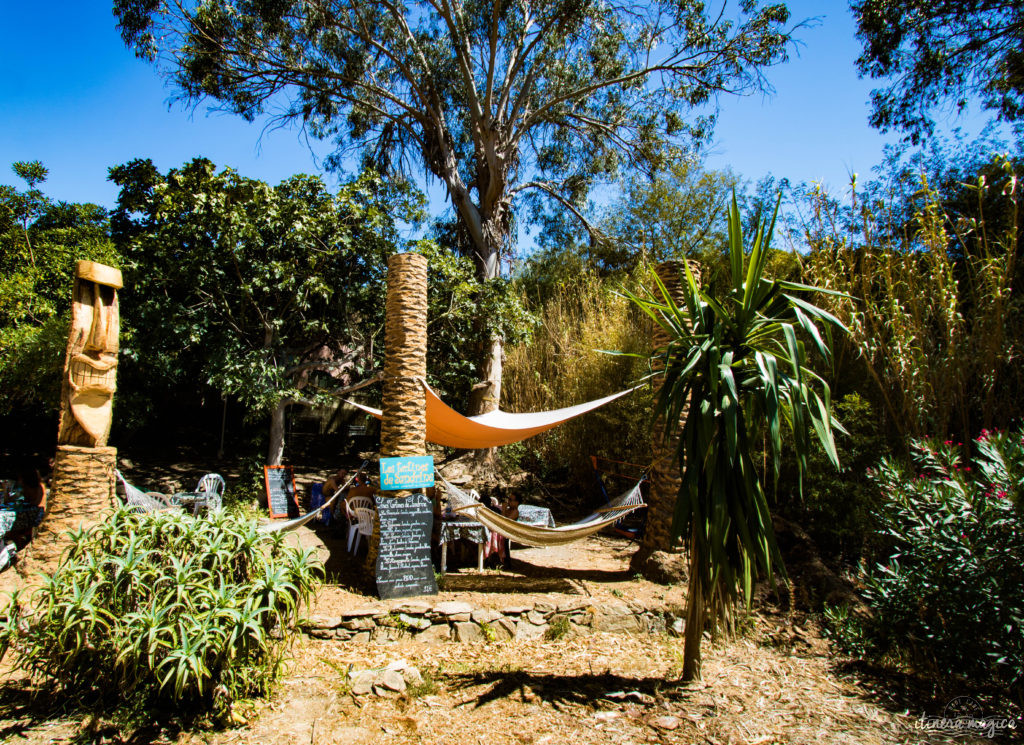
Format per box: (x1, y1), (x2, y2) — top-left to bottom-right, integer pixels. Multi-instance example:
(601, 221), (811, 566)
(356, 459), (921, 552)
(0, 507), (322, 721)
(827, 429), (1024, 693)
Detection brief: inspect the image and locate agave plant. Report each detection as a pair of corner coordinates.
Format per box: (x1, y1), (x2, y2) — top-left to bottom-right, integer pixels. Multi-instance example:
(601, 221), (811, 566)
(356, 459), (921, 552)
(625, 192), (846, 679)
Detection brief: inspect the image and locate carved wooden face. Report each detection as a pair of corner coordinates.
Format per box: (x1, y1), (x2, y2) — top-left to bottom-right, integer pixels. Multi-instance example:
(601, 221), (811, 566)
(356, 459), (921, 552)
(67, 281), (120, 444)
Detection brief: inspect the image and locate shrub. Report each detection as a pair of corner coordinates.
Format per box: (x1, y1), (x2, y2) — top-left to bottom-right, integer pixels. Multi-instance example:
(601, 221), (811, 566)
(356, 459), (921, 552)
(840, 430), (1024, 692)
(0, 507), (321, 722)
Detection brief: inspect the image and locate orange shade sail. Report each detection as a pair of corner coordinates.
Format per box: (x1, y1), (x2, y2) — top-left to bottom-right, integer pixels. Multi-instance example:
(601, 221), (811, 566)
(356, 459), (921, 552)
(347, 379), (638, 449)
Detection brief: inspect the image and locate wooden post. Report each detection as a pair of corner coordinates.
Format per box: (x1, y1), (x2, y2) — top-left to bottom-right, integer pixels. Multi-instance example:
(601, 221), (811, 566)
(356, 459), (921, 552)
(367, 253), (435, 597)
(23, 261), (123, 576)
(632, 260), (701, 581)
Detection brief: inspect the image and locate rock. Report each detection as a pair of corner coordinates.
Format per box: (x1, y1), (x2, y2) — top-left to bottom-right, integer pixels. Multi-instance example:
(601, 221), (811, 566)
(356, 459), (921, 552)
(399, 613), (431, 631)
(308, 628), (336, 640)
(350, 671), (376, 696)
(343, 617), (376, 631)
(392, 601), (431, 615)
(471, 608), (502, 625)
(342, 607), (385, 619)
(494, 617), (516, 640)
(534, 601), (555, 615)
(649, 715), (681, 731)
(416, 624), (451, 644)
(632, 550), (687, 585)
(432, 601), (474, 617)
(402, 667), (424, 687)
(515, 619), (547, 640)
(453, 621), (484, 643)
(525, 610), (548, 626)
(306, 615), (341, 629)
(379, 669), (407, 692)
(556, 598), (588, 613)
(500, 604), (533, 615)
(350, 631), (372, 643)
(591, 607), (641, 634)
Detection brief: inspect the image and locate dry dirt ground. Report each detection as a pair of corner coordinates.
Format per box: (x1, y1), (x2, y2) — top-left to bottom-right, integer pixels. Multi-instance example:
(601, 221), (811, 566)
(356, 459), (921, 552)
(0, 527), (1012, 744)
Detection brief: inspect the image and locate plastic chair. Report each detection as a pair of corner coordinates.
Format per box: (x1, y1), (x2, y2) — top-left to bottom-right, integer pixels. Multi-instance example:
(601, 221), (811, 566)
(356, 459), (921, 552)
(345, 496), (375, 552)
(351, 506), (375, 554)
(195, 473), (226, 512)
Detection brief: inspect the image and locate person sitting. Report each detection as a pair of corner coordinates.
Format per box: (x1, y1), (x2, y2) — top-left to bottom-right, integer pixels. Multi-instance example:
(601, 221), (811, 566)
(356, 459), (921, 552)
(322, 468), (349, 498)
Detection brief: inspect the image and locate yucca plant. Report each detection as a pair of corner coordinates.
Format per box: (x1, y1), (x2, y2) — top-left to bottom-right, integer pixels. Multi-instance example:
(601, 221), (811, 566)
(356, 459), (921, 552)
(624, 192), (846, 679)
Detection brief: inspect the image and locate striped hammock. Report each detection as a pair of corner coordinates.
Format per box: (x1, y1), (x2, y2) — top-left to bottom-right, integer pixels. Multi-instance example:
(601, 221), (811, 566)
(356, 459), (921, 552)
(438, 473), (646, 547)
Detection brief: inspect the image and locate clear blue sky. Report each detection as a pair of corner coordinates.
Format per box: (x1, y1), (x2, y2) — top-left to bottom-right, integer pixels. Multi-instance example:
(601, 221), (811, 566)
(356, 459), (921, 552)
(0, 1), (996, 216)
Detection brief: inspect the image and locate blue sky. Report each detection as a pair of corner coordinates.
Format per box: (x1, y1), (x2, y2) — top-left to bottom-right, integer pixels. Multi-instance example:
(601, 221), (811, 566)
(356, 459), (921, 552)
(0, 1), (998, 221)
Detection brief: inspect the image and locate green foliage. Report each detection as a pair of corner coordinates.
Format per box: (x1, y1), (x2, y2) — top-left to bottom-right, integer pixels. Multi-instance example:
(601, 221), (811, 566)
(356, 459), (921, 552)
(803, 153), (1023, 442)
(544, 615), (572, 641)
(0, 162), (120, 414)
(841, 431), (1024, 693)
(0, 508), (321, 722)
(503, 267), (651, 493)
(778, 393), (891, 564)
(853, 0), (1024, 141)
(626, 192), (846, 615)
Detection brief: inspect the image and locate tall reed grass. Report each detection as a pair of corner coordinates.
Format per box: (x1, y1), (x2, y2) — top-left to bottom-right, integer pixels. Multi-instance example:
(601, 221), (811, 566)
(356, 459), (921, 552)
(503, 269), (655, 500)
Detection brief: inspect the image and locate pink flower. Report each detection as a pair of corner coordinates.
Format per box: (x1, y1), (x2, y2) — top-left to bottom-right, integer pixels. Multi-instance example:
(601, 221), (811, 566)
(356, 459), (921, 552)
(944, 440), (953, 445)
(997, 490), (1008, 500)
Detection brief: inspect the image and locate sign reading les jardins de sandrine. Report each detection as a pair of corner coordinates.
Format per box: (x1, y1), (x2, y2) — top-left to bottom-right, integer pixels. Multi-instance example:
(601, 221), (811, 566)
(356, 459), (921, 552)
(379, 455), (435, 490)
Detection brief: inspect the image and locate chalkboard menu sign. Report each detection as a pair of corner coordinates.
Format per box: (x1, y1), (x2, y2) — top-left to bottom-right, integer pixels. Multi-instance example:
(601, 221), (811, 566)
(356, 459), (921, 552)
(375, 492), (438, 599)
(264, 465), (299, 519)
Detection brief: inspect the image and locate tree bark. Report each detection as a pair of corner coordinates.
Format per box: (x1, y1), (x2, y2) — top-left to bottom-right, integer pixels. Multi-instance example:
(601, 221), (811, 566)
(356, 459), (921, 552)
(268, 400), (287, 466)
(681, 524), (706, 681)
(633, 260), (700, 578)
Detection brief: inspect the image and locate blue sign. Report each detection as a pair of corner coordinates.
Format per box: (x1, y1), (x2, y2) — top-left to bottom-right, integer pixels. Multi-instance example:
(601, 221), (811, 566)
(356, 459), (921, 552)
(379, 456), (435, 490)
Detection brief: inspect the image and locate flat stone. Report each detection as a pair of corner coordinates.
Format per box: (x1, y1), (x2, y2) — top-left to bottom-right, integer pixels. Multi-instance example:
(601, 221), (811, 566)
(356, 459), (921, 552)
(350, 631), (372, 643)
(556, 598), (588, 613)
(649, 715), (681, 731)
(534, 601), (555, 615)
(402, 666), (424, 687)
(399, 613), (431, 631)
(525, 610), (547, 626)
(343, 617), (376, 631)
(386, 659), (412, 672)
(342, 607), (385, 619)
(308, 628), (335, 640)
(471, 608), (502, 625)
(392, 601), (432, 615)
(494, 617), (516, 640)
(433, 601), (474, 617)
(416, 624), (451, 644)
(515, 619), (547, 640)
(602, 603), (632, 616)
(591, 609), (641, 634)
(379, 669), (407, 692)
(306, 615), (342, 629)
(500, 605), (534, 615)
(453, 621), (484, 643)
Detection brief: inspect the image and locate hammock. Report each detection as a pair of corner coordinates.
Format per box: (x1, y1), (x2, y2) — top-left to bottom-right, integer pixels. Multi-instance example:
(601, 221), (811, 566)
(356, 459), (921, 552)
(348, 379), (638, 449)
(437, 473), (646, 547)
(115, 465), (367, 534)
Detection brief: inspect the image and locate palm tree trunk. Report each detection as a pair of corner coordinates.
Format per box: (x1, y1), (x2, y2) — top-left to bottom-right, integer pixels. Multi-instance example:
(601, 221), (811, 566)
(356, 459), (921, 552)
(682, 525), (706, 681)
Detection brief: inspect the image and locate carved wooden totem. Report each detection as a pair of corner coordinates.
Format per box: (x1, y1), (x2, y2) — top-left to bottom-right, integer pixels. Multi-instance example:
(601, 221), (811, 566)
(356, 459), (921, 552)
(23, 261), (123, 578)
(57, 260), (123, 447)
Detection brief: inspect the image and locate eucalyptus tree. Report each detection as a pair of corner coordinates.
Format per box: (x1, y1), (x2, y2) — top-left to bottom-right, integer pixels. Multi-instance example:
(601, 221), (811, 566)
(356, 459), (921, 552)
(625, 194), (845, 679)
(854, 0), (1024, 142)
(114, 0), (794, 414)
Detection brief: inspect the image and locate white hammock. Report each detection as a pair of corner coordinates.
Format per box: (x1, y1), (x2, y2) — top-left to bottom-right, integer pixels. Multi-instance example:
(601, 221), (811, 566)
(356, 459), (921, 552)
(438, 473), (646, 548)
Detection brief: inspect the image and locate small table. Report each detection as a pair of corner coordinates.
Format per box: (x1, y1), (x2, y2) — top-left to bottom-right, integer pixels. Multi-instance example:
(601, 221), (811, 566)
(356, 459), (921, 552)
(439, 518), (489, 573)
(170, 492), (213, 515)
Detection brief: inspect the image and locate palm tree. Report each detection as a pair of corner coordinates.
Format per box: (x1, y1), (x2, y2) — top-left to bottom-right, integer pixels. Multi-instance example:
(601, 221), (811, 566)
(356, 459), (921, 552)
(626, 193), (846, 679)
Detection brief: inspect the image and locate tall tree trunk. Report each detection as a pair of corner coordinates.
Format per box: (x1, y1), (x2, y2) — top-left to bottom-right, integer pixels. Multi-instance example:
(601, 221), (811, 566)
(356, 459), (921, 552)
(682, 524), (706, 681)
(633, 261), (699, 580)
(268, 400), (287, 465)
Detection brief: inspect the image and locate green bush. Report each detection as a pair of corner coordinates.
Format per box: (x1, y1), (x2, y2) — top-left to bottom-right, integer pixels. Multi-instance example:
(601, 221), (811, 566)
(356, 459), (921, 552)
(834, 430), (1024, 693)
(0, 507), (321, 721)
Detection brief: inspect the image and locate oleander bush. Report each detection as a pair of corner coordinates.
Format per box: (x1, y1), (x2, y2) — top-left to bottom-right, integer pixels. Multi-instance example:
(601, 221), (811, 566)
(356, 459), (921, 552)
(827, 429), (1024, 693)
(0, 507), (321, 722)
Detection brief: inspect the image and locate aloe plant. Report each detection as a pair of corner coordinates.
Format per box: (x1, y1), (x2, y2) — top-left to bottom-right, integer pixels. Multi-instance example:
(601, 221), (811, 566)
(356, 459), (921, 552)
(625, 192), (846, 679)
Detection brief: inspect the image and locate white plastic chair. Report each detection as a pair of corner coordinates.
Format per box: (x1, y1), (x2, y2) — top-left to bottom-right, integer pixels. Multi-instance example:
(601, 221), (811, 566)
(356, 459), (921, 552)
(351, 506), (375, 554)
(345, 496), (374, 552)
(196, 473), (226, 512)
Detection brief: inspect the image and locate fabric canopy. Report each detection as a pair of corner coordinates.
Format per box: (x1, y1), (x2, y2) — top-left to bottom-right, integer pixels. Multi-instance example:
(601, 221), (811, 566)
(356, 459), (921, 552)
(347, 379), (637, 449)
